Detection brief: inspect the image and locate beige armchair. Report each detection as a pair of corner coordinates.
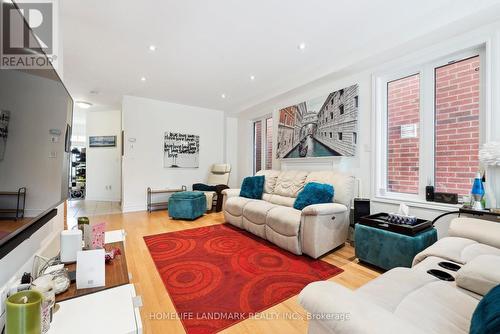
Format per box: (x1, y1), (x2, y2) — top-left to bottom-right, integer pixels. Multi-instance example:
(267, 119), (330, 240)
(193, 164), (231, 212)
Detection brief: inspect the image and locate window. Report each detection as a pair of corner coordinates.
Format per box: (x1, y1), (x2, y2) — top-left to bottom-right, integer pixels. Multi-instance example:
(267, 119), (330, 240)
(330, 111), (333, 119)
(354, 96), (359, 108)
(353, 132), (357, 144)
(253, 116), (273, 174)
(329, 132), (332, 139)
(265, 117), (273, 170)
(434, 56), (480, 196)
(339, 104), (344, 115)
(375, 48), (484, 201)
(338, 132), (343, 141)
(253, 120), (262, 173)
(387, 74), (421, 194)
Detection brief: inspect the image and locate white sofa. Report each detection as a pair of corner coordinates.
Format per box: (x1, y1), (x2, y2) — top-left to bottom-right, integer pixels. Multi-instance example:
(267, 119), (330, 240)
(222, 170), (355, 258)
(299, 217), (500, 334)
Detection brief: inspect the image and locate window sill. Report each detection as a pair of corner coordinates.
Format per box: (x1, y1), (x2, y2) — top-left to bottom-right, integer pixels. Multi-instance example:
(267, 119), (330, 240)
(371, 195), (462, 212)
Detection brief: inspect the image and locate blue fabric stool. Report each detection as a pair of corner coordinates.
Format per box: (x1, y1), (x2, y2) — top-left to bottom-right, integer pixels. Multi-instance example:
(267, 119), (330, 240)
(168, 191), (206, 220)
(354, 224), (437, 270)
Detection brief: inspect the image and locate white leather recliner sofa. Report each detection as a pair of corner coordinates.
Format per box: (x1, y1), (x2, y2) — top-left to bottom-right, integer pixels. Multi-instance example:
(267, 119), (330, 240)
(299, 217), (500, 334)
(222, 170), (355, 258)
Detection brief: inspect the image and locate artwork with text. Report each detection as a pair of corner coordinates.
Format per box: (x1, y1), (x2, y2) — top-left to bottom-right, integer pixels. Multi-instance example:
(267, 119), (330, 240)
(164, 132), (200, 168)
(276, 84), (358, 159)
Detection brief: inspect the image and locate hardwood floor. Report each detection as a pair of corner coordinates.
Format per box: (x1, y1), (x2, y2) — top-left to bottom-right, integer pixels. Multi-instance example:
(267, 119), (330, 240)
(94, 210), (381, 334)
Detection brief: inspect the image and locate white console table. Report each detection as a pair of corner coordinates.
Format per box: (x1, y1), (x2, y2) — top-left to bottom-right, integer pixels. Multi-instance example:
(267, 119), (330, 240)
(49, 284), (142, 334)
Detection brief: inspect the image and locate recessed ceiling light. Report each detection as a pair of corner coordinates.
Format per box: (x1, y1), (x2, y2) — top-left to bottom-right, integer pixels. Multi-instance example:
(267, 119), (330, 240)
(250, 75), (255, 81)
(141, 76), (146, 82)
(221, 93), (226, 99)
(76, 101), (92, 109)
(149, 45), (156, 51)
(298, 42), (306, 50)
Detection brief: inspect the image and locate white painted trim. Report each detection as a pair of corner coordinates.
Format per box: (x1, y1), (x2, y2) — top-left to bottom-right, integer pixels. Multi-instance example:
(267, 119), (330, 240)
(371, 196), (461, 212)
(121, 205), (147, 213)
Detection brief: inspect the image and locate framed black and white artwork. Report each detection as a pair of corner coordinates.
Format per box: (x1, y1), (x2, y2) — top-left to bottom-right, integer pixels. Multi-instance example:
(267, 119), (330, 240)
(163, 132), (200, 168)
(276, 84), (359, 159)
(89, 135), (117, 147)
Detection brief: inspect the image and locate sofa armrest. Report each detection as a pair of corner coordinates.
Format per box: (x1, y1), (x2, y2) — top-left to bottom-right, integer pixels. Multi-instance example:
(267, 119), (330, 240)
(300, 204), (350, 258)
(222, 188), (240, 198)
(222, 188), (240, 211)
(299, 282), (424, 334)
(301, 203), (347, 216)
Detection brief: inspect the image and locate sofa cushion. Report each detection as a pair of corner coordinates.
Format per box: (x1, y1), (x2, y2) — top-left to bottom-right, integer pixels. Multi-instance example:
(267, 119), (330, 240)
(242, 200), (277, 225)
(266, 194), (296, 207)
(256, 170), (280, 194)
(273, 170), (308, 198)
(240, 175), (265, 199)
(395, 281), (479, 334)
(305, 171), (354, 207)
(293, 182), (334, 210)
(470, 284), (500, 334)
(225, 196), (254, 217)
(357, 268), (438, 312)
(266, 206), (302, 236)
(456, 255), (500, 296)
(449, 218), (500, 249)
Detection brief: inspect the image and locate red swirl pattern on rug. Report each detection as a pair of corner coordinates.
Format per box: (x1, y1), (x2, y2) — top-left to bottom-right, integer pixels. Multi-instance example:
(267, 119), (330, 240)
(144, 224), (343, 334)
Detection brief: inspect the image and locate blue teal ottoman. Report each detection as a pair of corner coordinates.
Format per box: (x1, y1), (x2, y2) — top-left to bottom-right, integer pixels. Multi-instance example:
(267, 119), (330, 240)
(168, 191), (206, 220)
(355, 224), (437, 270)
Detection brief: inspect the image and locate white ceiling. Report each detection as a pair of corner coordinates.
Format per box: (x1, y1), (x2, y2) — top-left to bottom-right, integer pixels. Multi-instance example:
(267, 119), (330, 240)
(61, 0), (500, 113)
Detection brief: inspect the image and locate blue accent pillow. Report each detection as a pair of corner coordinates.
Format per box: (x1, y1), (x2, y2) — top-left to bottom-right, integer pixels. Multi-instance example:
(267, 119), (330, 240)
(293, 182), (334, 210)
(470, 284), (500, 334)
(239, 175), (265, 199)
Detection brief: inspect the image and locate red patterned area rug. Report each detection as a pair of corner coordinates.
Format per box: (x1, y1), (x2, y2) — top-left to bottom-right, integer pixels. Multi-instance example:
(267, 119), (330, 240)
(144, 224), (343, 334)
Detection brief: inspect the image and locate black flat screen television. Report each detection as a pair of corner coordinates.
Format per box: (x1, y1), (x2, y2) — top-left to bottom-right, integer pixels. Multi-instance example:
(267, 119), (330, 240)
(0, 0), (73, 258)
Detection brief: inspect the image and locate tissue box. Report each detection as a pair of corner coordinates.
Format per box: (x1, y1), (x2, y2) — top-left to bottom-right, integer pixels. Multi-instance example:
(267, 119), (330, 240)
(387, 213), (418, 226)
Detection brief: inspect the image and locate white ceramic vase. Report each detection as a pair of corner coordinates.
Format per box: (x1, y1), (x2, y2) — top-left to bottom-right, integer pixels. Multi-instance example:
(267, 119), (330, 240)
(485, 166), (500, 209)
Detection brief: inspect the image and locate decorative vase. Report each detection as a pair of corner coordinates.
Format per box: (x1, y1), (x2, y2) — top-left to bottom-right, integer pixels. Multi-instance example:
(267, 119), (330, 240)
(486, 166), (500, 210)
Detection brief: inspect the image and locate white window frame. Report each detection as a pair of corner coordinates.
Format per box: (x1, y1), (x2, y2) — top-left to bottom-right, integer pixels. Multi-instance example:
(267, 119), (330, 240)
(252, 115), (273, 174)
(373, 46), (486, 203)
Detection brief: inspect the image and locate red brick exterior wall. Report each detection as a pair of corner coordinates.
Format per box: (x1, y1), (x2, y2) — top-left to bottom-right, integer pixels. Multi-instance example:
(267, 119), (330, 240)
(387, 74), (420, 194)
(435, 56), (480, 196)
(254, 120), (262, 173)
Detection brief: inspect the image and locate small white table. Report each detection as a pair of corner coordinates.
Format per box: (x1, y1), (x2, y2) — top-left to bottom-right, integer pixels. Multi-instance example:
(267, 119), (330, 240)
(49, 284), (142, 334)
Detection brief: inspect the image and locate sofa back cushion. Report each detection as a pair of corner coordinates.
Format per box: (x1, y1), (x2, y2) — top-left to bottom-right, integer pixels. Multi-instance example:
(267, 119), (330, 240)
(305, 171), (354, 207)
(273, 170), (308, 197)
(449, 218), (500, 249)
(255, 170), (281, 194)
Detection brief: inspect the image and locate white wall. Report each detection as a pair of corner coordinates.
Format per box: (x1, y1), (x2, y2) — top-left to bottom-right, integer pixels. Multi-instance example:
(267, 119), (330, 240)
(121, 96), (225, 212)
(235, 18), (500, 236)
(85, 110), (122, 202)
(225, 116), (239, 188)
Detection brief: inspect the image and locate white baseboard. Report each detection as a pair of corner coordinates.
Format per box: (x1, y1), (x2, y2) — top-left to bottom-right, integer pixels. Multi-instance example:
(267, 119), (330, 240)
(122, 204), (147, 213)
(84, 196), (121, 202)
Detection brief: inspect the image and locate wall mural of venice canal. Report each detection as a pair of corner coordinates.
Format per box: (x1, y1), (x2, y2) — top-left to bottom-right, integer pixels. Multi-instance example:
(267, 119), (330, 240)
(276, 84), (359, 159)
